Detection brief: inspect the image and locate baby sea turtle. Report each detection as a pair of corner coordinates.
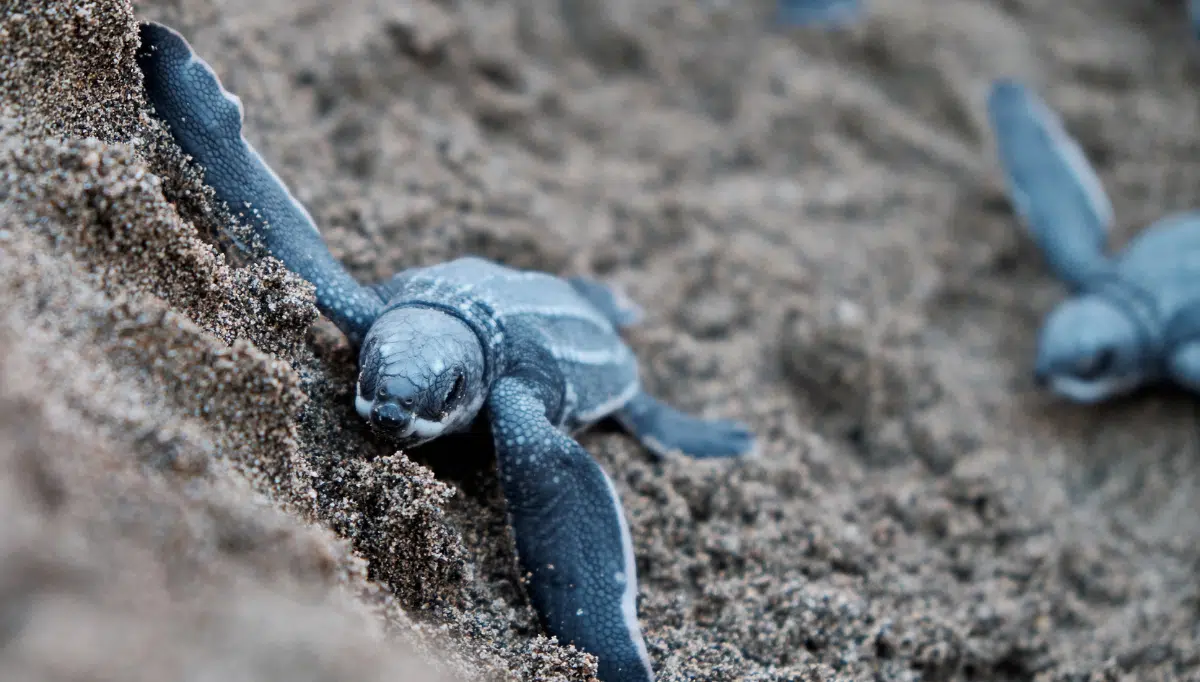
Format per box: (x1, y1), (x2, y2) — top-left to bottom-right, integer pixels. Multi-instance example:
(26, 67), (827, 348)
(774, 0), (863, 27)
(986, 78), (1200, 404)
(136, 21), (755, 682)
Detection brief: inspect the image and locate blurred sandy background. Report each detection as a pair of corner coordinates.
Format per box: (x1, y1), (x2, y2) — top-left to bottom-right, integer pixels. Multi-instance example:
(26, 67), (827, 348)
(3, 0), (1200, 679)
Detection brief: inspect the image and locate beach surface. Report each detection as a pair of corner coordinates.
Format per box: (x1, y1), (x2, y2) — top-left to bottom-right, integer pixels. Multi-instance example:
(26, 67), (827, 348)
(3, 0), (1200, 679)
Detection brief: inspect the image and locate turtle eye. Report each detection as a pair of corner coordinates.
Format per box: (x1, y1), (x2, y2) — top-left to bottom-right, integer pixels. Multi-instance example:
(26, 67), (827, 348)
(444, 373), (465, 408)
(1076, 348), (1115, 380)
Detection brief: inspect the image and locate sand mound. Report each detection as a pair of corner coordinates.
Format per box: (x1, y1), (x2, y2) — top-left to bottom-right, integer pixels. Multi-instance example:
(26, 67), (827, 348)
(4, 0), (1200, 680)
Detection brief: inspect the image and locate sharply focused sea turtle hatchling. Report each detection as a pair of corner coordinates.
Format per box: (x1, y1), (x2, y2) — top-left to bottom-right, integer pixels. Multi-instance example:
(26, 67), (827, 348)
(986, 77), (1200, 404)
(136, 21), (755, 682)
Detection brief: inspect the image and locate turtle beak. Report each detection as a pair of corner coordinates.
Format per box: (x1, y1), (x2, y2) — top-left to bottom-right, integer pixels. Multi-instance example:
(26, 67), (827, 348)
(371, 401), (413, 433)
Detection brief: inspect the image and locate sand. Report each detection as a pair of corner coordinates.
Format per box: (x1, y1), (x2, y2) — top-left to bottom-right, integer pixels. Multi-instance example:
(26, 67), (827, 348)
(3, 0), (1200, 680)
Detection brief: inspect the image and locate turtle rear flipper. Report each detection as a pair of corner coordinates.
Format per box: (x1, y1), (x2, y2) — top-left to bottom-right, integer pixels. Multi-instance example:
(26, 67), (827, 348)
(614, 392), (756, 460)
(567, 276), (644, 328)
(774, 0), (863, 27)
(986, 78), (1116, 291)
(136, 22), (382, 344)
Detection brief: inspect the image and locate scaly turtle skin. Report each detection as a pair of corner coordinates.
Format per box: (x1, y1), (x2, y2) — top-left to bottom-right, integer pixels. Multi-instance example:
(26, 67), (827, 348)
(986, 78), (1200, 403)
(136, 21), (755, 682)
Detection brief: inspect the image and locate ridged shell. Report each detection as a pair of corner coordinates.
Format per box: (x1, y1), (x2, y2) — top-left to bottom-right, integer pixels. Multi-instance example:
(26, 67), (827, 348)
(377, 257), (640, 427)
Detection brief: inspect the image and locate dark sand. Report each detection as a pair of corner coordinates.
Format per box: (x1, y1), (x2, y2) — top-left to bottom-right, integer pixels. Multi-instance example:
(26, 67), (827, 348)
(4, 0), (1200, 679)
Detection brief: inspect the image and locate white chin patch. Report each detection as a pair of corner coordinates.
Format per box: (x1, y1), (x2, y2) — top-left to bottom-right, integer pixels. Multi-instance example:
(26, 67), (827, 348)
(408, 401), (479, 444)
(356, 391), (482, 446)
(356, 392), (445, 444)
(409, 417), (448, 442)
(1049, 374), (1143, 404)
(355, 395), (374, 420)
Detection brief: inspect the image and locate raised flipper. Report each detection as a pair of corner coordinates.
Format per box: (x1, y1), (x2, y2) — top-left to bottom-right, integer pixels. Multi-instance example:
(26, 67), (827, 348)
(136, 22), (383, 345)
(488, 377), (654, 682)
(774, 0), (864, 27)
(614, 391), (755, 460)
(567, 277), (644, 329)
(986, 78), (1116, 291)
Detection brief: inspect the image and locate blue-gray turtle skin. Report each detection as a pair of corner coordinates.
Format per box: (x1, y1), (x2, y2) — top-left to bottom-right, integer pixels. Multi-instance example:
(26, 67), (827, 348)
(774, 0), (863, 27)
(134, 24), (383, 346)
(361, 259), (640, 435)
(137, 21), (754, 682)
(987, 77), (1200, 403)
(1191, 0), (1200, 41)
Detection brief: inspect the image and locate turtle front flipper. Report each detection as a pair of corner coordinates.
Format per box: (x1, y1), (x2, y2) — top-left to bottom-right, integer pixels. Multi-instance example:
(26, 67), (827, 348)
(136, 22), (382, 345)
(614, 392), (755, 459)
(488, 377), (654, 682)
(986, 78), (1116, 291)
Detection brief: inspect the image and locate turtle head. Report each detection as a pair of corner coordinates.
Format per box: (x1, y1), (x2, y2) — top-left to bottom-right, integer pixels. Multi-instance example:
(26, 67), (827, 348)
(355, 306), (486, 447)
(1033, 295), (1150, 403)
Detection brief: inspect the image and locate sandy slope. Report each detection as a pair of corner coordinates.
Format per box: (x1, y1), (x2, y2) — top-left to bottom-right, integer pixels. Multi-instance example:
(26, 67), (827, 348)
(3, 0), (1200, 679)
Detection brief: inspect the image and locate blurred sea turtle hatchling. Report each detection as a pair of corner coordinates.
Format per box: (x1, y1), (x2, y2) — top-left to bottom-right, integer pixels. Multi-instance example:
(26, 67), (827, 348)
(986, 78), (1200, 404)
(774, 0), (864, 27)
(135, 20), (756, 682)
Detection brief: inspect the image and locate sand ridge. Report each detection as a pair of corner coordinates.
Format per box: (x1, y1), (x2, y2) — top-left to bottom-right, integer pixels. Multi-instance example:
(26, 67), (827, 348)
(3, 0), (1200, 680)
